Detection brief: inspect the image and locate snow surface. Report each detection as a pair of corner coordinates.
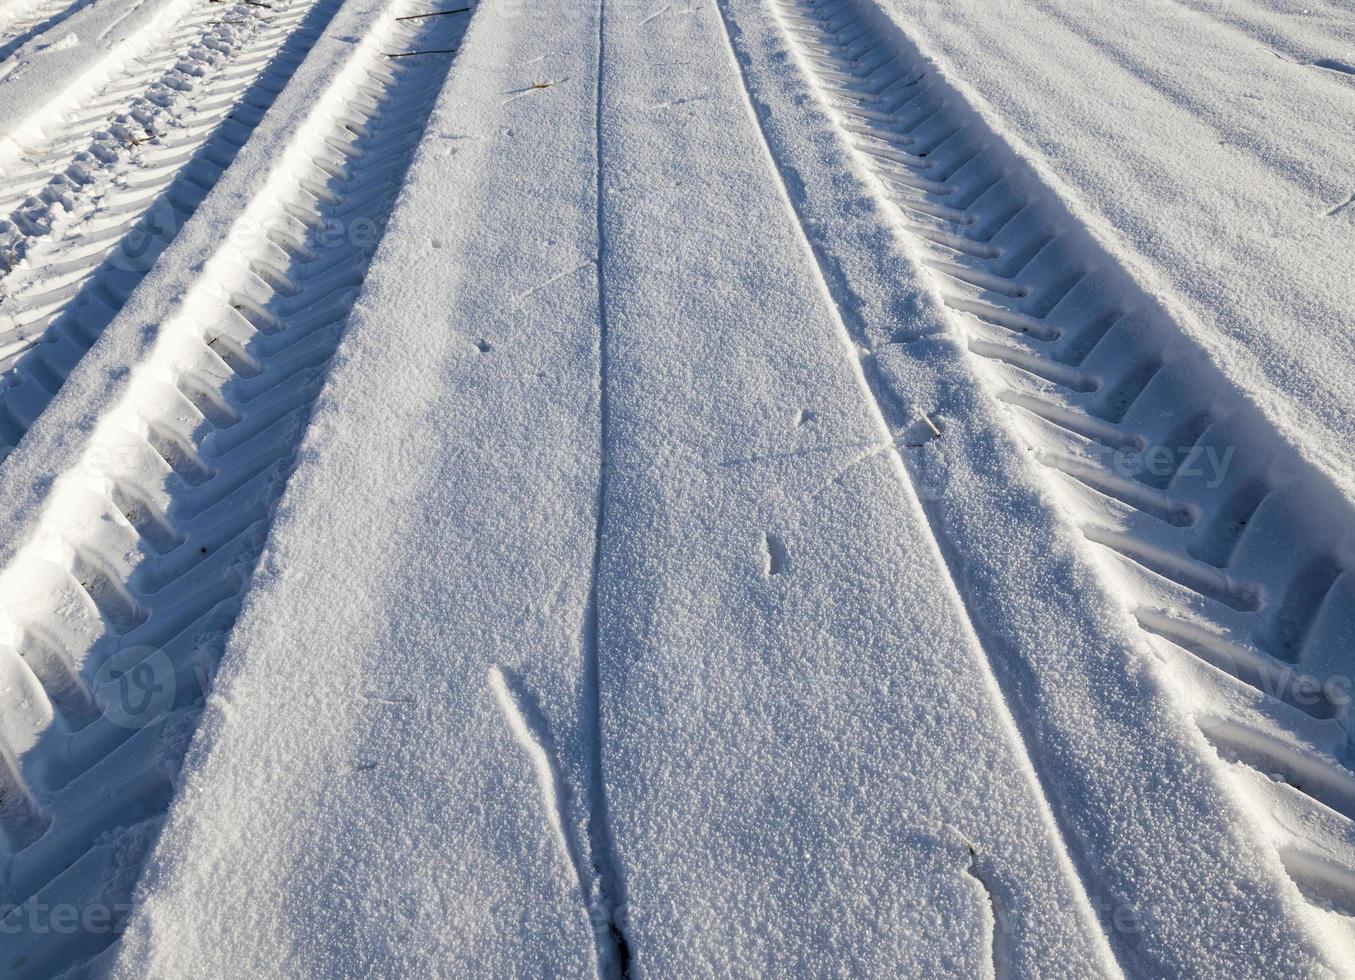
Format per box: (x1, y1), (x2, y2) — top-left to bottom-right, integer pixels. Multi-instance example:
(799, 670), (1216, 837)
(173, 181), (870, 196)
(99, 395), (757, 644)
(90, 0), (1350, 976)
(0, 0), (185, 132)
(871, 0), (1355, 500)
(0, 0), (1348, 974)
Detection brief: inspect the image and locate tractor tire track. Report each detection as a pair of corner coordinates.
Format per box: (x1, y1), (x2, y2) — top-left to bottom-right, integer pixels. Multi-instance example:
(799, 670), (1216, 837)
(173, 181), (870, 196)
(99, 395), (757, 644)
(771, 0), (1355, 930)
(1, 0), (225, 213)
(710, 0), (1136, 971)
(0, 0), (344, 463)
(0, 2), (473, 973)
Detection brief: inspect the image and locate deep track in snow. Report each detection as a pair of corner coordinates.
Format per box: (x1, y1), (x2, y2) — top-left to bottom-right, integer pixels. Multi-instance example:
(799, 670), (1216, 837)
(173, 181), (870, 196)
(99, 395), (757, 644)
(0, 2), (470, 973)
(0, 0), (344, 460)
(773, 0), (1355, 921)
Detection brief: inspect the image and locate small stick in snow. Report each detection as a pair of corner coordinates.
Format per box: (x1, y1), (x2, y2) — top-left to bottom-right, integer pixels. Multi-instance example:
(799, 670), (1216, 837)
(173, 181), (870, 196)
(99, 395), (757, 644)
(386, 47), (459, 58)
(916, 409), (942, 439)
(394, 6), (469, 20)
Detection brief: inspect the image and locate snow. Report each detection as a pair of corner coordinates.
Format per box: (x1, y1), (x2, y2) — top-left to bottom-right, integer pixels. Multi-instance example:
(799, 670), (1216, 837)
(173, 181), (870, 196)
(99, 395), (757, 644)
(0, 0), (1348, 974)
(868, 0), (1355, 501)
(107, 0), (1127, 968)
(0, 0), (185, 128)
(104, 2), (607, 974)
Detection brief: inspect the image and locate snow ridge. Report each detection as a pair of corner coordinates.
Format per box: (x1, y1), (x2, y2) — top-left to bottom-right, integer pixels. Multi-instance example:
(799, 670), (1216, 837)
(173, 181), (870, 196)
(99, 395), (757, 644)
(491, 661), (630, 980)
(488, 665), (588, 890)
(960, 837), (1010, 980)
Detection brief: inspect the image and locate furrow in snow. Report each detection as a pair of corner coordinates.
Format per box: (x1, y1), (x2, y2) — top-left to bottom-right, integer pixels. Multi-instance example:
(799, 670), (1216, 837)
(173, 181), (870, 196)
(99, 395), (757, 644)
(0, 0), (344, 461)
(0, 3), (472, 973)
(580, 0), (630, 975)
(772, 0), (1355, 924)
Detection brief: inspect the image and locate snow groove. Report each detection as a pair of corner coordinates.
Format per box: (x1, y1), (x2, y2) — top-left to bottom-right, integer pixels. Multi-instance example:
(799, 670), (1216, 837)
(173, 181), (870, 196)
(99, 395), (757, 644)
(774, 0), (1355, 917)
(0, 0), (344, 460)
(581, 0), (632, 973)
(0, 3), (471, 971)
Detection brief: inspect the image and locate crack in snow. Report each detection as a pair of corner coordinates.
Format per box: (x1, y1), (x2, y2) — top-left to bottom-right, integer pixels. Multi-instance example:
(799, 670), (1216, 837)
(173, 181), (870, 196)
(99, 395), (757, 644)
(578, 0), (632, 973)
(960, 836), (1012, 980)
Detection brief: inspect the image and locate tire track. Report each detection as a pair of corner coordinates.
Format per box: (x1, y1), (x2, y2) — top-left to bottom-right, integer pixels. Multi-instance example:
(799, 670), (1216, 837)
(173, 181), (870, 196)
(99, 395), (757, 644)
(710, 0), (1126, 972)
(0, 3), (472, 972)
(0, 0), (222, 213)
(772, 0), (1355, 926)
(0, 0), (344, 462)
